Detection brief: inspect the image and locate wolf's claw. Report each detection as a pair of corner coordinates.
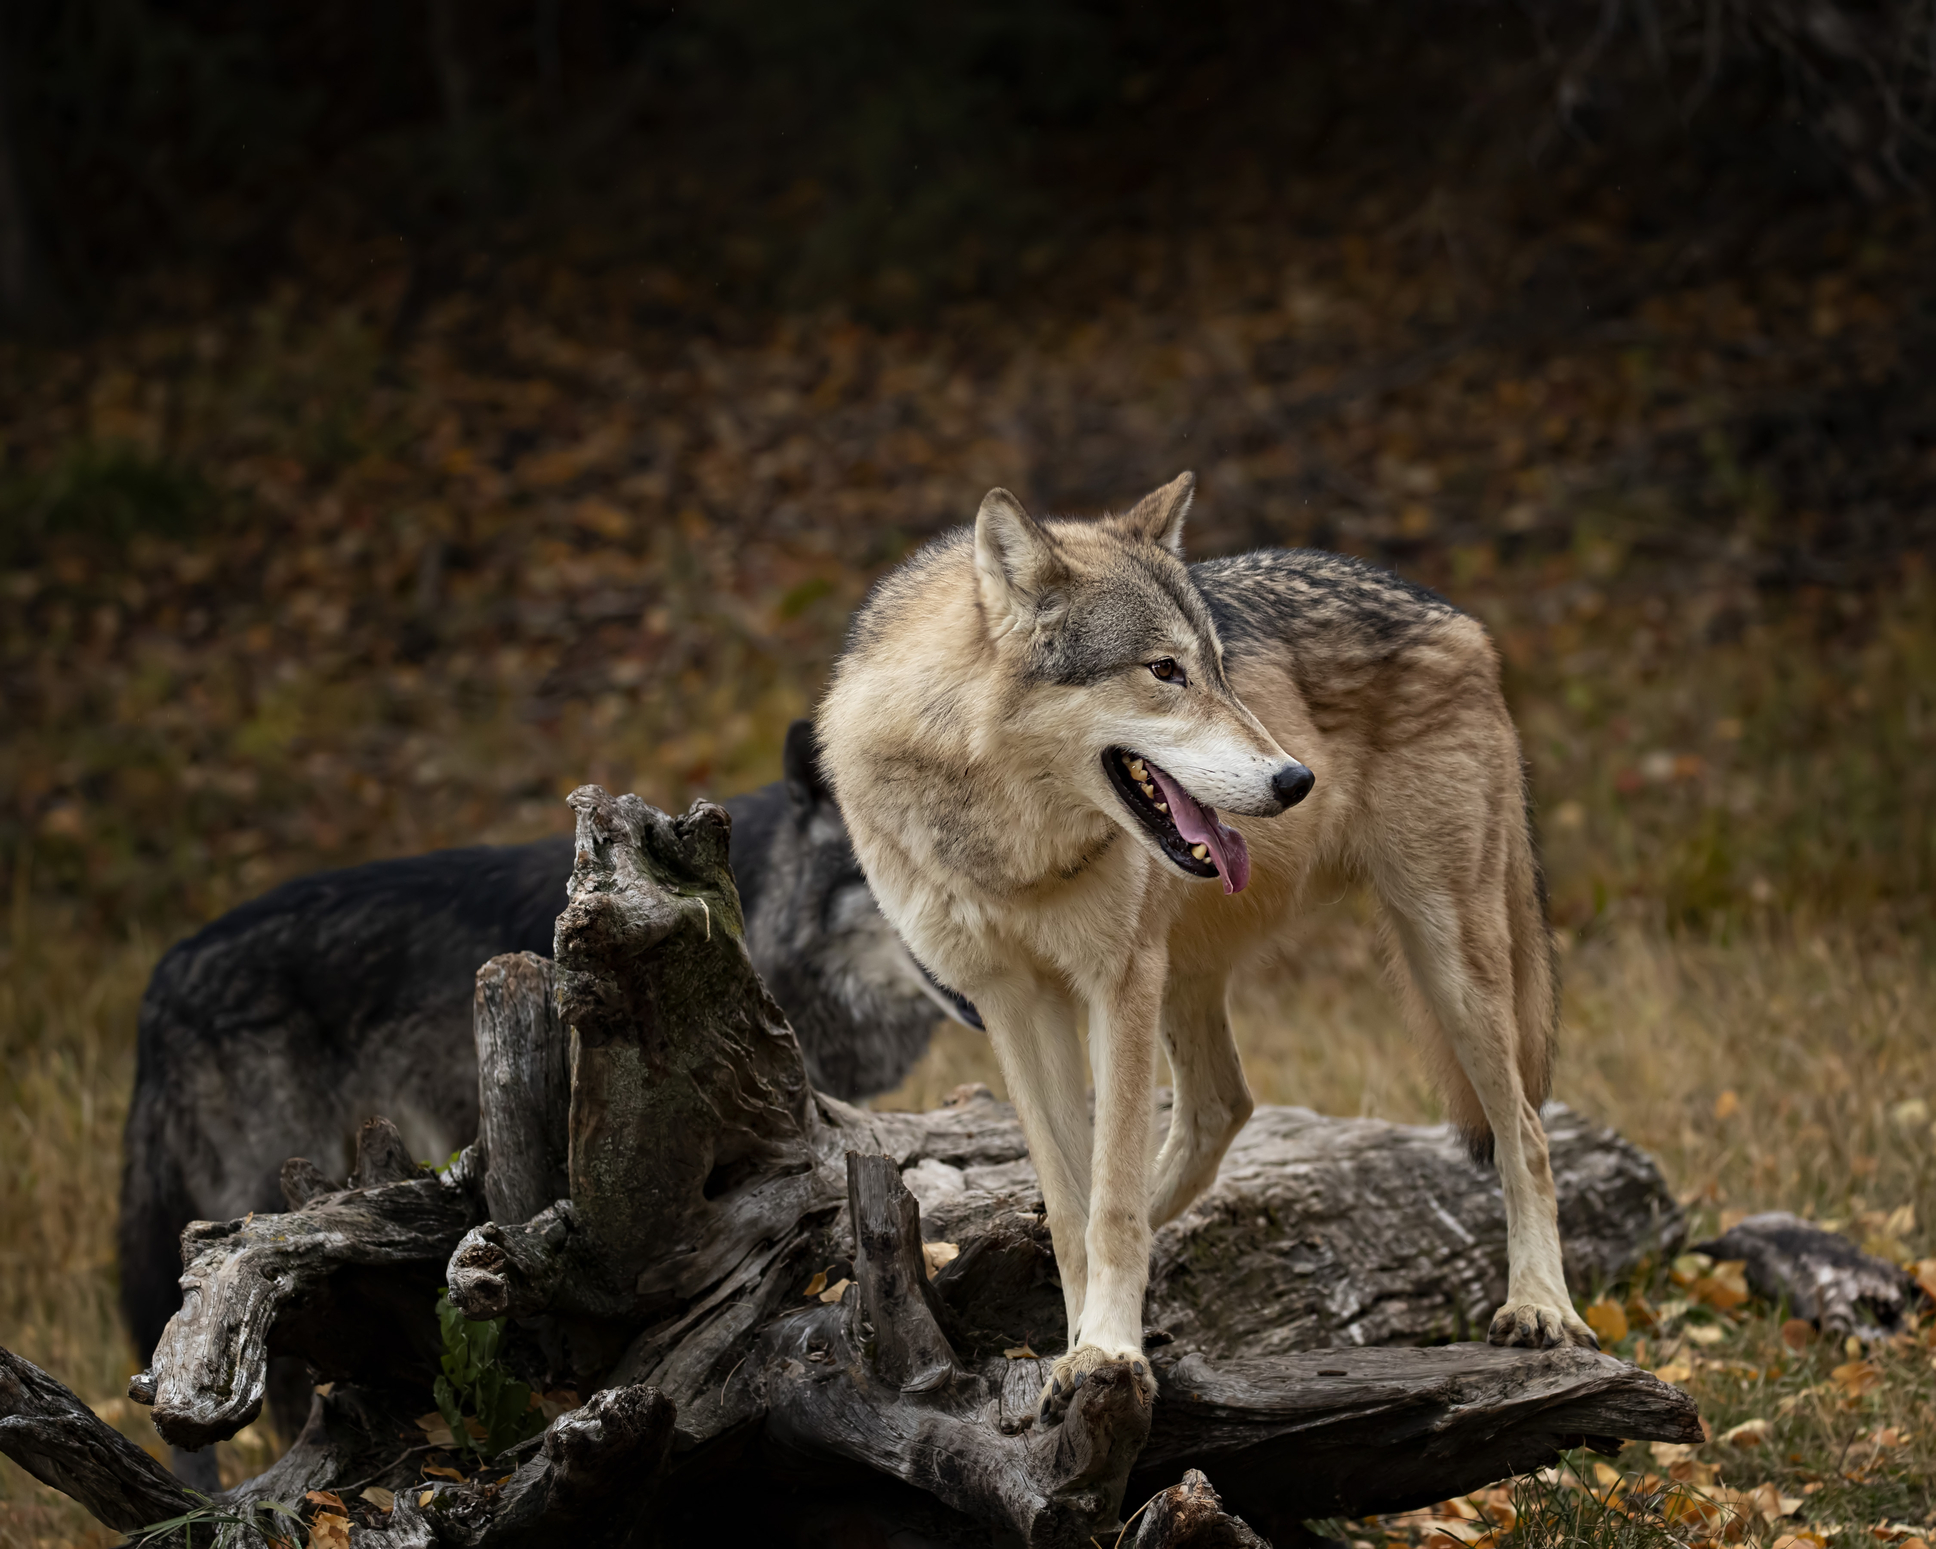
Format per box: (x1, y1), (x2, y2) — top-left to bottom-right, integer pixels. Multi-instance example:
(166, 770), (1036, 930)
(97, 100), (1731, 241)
(1035, 1343), (1158, 1425)
(1488, 1299), (1600, 1350)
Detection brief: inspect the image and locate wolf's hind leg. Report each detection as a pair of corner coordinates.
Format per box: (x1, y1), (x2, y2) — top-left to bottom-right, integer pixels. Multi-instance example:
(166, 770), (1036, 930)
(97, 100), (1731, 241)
(1380, 886), (1594, 1351)
(1148, 970), (1251, 1228)
(973, 972), (1093, 1342)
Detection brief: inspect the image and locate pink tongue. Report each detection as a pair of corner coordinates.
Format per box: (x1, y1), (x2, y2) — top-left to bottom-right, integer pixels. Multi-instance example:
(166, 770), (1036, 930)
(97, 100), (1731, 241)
(1146, 766), (1250, 894)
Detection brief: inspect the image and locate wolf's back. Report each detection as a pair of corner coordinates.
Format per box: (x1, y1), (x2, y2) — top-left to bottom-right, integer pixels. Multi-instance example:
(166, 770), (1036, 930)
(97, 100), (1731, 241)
(116, 839), (571, 1360)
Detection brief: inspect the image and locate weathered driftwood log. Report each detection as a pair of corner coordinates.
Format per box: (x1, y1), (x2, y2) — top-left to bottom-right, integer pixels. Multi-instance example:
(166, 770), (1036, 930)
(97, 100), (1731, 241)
(1694, 1212), (1928, 1339)
(1128, 1470), (1268, 1549)
(0, 1345), (193, 1532)
(473, 952), (569, 1227)
(142, 1121), (483, 1449)
(84, 786), (1701, 1548)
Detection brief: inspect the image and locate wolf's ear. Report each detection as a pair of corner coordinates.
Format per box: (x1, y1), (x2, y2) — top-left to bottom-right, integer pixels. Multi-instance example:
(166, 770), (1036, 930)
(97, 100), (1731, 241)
(1117, 471), (1195, 557)
(783, 719), (830, 810)
(974, 487), (1066, 632)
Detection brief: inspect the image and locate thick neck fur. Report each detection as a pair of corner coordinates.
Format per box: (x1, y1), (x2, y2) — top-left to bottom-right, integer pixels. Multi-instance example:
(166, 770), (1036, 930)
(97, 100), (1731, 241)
(827, 532), (1124, 899)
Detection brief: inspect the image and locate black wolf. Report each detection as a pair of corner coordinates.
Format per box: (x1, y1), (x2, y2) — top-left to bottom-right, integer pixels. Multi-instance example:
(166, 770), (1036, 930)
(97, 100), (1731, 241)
(118, 722), (966, 1372)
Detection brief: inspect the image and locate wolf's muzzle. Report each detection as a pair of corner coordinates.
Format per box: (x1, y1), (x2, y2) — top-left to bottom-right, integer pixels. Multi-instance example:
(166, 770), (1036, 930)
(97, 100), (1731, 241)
(1270, 762), (1315, 811)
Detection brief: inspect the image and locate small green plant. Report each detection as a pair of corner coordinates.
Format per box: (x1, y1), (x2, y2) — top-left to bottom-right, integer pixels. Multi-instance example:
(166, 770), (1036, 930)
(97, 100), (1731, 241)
(132, 1491), (302, 1548)
(433, 1289), (545, 1462)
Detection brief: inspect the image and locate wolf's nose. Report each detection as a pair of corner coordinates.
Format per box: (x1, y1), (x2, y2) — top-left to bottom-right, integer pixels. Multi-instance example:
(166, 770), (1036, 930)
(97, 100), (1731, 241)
(1270, 762), (1315, 810)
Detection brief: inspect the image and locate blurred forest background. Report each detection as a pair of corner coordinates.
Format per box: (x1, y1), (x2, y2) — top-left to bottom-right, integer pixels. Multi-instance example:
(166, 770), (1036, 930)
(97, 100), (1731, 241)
(3, 2), (1936, 1544)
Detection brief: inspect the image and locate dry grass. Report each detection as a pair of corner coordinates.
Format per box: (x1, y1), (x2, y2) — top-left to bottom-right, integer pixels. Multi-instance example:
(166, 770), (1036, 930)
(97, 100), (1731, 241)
(3, 252), (1935, 1542)
(882, 915), (1936, 1542)
(5, 840), (1934, 1548)
(889, 910), (1936, 1248)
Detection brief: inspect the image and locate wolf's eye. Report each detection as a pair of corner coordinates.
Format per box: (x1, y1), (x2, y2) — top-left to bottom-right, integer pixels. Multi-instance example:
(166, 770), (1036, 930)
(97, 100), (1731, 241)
(1147, 658), (1186, 685)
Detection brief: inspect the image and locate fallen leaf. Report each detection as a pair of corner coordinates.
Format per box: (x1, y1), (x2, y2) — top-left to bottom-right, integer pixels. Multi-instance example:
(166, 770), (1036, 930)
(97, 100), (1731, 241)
(1831, 1359), (1883, 1399)
(1777, 1382), (1831, 1415)
(1671, 1253), (1714, 1287)
(422, 1464), (465, 1482)
(418, 1490), (435, 1509)
(361, 1487), (396, 1511)
(1913, 1260), (1936, 1303)
(1591, 1461), (1622, 1488)
(1720, 1418), (1771, 1447)
(922, 1240), (960, 1279)
(308, 1512), (351, 1549)
(1650, 1442), (1698, 1466)
(1781, 1318), (1816, 1350)
(1685, 1322), (1729, 1345)
(1692, 1260), (1750, 1311)
(1714, 1090), (1740, 1121)
(817, 1277), (851, 1304)
(802, 1270), (828, 1298)
(1584, 1299), (1628, 1345)
(304, 1491), (346, 1511)
(1773, 1534), (1829, 1549)
(415, 1412), (456, 1446)
(1653, 1360), (1694, 1385)
(1890, 1098), (1929, 1130)
(1740, 1482), (1784, 1519)
(1003, 1342), (1037, 1359)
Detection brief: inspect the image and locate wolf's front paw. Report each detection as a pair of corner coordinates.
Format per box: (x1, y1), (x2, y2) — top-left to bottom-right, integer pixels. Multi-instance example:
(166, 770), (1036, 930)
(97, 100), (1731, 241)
(1488, 1298), (1600, 1350)
(1035, 1343), (1157, 1425)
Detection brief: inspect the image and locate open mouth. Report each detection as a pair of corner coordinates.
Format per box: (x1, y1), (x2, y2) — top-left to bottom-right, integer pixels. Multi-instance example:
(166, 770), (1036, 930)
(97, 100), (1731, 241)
(1102, 749), (1251, 894)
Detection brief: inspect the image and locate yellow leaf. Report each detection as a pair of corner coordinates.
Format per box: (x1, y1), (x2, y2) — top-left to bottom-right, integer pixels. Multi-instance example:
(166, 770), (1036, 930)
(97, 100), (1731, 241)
(1671, 1253), (1713, 1287)
(1591, 1461), (1622, 1488)
(308, 1512), (351, 1549)
(1584, 1299), (1628, 1345)
(361, 1487), (395, 1512)
(817, 1277), (851, 1304)
(422, 1463), (465, 1482)
(1003, 1343), (1036, 1359)
(1912, 1259), (1936, 1303)
(1720, 1418), (1771, 1448)
(1692, 1260), (1750, 1311)
(802, 1270), (828, 1298)
(1653, 1360), (1694, 1385)
(304, 1491), (346, 1511)
(922, 1240), (960, 1279)
(418, 1490), (435, 1509)
(1832, 1359), (1882, 1399)
(1713, 1090), (1740, 1121)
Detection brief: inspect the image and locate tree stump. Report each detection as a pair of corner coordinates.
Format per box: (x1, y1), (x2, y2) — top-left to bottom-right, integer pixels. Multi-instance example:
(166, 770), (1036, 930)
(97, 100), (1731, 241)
(5, 788), (1702, 1547)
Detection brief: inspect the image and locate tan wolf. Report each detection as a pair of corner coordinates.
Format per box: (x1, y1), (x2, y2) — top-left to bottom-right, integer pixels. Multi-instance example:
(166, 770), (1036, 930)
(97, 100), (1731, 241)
(816, 472), (1595, 1422)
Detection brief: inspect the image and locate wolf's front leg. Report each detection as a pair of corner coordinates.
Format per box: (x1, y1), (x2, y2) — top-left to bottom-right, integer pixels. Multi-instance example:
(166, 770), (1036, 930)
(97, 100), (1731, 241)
(973, 974), (1095, 1342)
(1038, 957), (1165, 1424)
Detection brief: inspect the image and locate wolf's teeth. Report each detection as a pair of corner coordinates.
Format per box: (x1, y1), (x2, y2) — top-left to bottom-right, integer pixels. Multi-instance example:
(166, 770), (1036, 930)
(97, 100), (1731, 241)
(1140, 782), (1156, 799)
(1156, 802), (1168, 813)
(1127, 759), (1147, 780)
(1191, 843), (1208, 860)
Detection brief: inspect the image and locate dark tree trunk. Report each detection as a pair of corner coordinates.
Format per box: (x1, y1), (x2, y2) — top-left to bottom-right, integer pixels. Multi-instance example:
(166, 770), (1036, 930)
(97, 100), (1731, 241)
(6, 788), (1702, 1547)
